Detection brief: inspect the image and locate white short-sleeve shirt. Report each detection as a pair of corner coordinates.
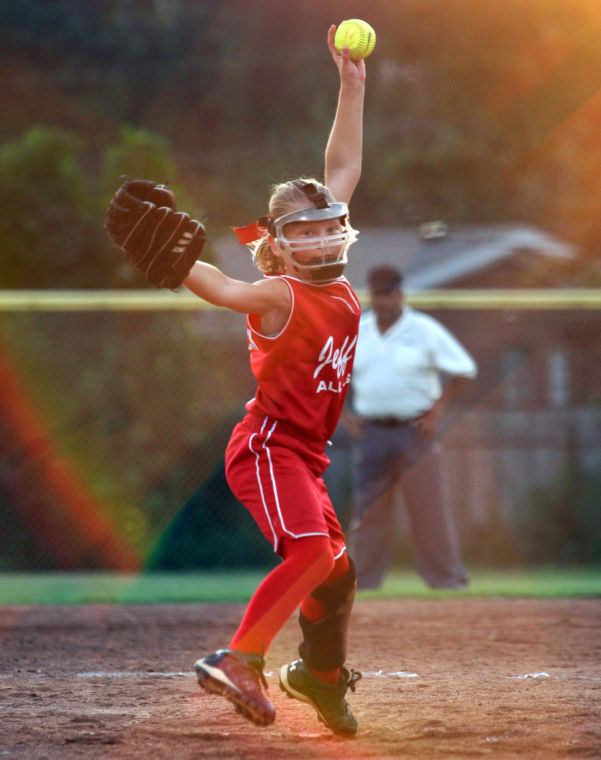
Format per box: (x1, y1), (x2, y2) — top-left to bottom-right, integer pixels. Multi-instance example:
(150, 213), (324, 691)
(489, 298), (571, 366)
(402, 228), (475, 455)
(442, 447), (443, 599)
(351, 306), (478, 419)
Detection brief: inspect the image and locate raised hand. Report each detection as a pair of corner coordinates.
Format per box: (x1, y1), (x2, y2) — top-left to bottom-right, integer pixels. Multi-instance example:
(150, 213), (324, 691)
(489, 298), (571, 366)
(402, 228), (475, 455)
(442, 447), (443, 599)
(327, 25), (366, 87)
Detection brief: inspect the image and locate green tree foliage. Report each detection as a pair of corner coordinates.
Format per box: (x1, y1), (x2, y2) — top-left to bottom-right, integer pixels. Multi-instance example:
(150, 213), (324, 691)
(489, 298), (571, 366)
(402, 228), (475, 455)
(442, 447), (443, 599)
(0, 127), (97, 288)
(99, 127), (203, 218)
(0, 124), (208, 288)
(100, 128), (176, 198)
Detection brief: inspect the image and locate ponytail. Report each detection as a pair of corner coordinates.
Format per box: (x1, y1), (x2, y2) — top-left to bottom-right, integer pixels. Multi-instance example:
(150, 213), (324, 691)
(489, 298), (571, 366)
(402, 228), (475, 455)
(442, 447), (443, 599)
(251, 236), (287, 276)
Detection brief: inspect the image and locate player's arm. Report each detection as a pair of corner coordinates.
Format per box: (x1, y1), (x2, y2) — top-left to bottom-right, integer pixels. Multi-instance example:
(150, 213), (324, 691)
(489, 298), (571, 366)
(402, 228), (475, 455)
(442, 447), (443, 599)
(184, 260), (291, 316)
(324, 25), (366, 205)
(105, 179), (290, 319)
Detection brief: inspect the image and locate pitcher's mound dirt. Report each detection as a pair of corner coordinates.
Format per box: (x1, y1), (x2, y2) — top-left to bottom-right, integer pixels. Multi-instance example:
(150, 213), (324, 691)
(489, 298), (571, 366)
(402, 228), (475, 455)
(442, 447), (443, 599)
(1, 598), (599, 759)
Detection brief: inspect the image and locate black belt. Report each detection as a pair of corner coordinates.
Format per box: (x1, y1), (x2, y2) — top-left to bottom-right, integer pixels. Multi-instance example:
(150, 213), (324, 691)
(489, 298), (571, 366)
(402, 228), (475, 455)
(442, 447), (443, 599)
(365, 416), (416, 427)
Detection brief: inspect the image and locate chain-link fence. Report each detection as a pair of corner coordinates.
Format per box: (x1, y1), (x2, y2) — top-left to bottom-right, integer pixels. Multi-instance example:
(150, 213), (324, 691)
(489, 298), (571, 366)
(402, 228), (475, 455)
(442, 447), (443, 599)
(1, 292), (600, 570)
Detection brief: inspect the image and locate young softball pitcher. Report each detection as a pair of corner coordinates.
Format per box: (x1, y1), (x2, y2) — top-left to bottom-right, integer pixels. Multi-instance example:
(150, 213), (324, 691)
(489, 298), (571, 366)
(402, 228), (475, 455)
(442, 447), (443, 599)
(105, 25), (366, 735)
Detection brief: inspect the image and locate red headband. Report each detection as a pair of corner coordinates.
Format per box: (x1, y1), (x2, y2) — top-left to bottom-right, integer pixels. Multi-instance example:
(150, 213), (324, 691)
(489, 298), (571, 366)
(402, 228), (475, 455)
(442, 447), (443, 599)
(232, 220), (270, 245)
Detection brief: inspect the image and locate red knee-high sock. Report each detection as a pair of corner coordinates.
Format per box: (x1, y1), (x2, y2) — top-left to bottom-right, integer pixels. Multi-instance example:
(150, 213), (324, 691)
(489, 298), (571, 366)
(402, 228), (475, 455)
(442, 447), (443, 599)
(229, 535), (334, 657)
(300, 551), (351, 684)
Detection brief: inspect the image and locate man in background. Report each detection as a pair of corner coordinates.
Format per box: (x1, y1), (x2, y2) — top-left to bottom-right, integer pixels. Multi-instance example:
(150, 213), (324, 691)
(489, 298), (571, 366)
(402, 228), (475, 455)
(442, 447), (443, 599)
(344, 265), (477, 590)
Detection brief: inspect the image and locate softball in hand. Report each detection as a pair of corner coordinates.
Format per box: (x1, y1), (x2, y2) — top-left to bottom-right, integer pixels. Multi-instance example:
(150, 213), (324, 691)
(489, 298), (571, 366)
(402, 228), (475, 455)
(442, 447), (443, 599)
(334, 19), (376, 60)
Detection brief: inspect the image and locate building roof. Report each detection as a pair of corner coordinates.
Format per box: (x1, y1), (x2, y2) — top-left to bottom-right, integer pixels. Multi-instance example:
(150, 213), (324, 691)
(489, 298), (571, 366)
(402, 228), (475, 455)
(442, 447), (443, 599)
(213, 223), (574, 290)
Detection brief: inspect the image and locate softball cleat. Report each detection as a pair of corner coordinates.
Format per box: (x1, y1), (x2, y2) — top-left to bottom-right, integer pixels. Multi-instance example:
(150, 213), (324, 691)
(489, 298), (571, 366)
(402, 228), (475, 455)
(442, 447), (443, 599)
(194, 649), (275, 726)
(279, 659), (361, 736)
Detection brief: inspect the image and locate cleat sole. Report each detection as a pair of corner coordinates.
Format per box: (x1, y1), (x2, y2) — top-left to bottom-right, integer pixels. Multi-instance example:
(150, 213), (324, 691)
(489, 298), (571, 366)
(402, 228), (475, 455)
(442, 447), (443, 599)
(196, 668), (275, 727)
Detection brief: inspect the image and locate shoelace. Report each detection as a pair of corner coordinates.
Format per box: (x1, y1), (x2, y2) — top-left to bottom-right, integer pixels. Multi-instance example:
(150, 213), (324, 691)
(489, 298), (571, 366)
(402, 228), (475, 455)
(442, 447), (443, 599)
(345, 669), (362, 693)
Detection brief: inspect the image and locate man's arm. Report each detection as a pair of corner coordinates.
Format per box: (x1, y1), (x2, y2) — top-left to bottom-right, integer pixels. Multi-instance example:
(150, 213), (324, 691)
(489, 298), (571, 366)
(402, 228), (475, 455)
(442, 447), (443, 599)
(416, 376), (471, 439)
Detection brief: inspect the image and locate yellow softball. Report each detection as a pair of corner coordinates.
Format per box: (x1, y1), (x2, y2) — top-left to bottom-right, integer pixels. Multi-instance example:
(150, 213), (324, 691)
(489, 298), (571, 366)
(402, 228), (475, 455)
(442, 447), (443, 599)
(334, 19), (376, 60)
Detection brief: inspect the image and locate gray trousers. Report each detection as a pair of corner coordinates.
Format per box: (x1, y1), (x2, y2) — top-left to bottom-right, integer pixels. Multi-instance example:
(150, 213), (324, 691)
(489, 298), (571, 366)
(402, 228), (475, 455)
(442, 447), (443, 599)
(348, 421), (468, 590)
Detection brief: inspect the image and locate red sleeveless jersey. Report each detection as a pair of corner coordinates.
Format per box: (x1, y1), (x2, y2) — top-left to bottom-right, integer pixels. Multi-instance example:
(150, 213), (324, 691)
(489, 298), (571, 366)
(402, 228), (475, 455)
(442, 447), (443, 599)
(245, 275), (361, 444)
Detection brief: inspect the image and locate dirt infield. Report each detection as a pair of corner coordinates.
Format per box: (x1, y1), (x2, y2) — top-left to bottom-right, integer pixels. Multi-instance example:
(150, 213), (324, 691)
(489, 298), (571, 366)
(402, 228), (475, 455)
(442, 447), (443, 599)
(1, 599), (600, 759)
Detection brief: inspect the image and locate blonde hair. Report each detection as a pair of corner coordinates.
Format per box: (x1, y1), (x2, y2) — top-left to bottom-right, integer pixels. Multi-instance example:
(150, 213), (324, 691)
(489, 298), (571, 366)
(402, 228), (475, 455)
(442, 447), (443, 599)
(251, 178), (336, 275)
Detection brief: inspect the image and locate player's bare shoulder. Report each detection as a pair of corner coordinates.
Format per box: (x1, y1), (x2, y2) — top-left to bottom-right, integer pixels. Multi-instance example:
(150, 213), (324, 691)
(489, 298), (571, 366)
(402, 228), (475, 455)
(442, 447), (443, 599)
(251, 276), (292, 335)
(251, 275), (291, 309)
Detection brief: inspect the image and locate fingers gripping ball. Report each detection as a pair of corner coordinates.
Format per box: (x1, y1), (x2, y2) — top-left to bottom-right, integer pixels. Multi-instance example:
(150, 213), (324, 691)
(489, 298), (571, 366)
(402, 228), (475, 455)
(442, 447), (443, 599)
(334, 19), (376, 60)
(105, 179), (207, 289)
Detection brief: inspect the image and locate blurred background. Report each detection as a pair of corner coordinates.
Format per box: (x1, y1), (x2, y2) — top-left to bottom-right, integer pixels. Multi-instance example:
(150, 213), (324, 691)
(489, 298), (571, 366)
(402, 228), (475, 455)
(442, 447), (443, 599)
(1, 0), (600, 574)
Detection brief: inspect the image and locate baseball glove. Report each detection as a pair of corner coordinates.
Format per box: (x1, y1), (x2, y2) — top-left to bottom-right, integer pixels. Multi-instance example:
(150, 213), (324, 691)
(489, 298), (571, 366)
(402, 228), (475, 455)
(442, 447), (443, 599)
(105, 178), (207, 289)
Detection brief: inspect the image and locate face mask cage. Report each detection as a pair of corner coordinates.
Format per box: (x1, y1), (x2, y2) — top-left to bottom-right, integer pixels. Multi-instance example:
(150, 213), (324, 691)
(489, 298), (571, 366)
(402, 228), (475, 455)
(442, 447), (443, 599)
(272, 202), (359, 281)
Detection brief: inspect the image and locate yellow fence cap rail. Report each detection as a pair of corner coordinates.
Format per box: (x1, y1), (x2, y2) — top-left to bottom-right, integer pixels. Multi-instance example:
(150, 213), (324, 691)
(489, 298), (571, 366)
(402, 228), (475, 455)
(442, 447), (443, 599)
(0, 289), (600, 311)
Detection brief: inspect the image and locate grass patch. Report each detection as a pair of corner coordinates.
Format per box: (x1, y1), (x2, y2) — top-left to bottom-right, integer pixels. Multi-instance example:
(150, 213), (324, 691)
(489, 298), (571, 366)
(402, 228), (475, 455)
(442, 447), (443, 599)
(0, 571), (267, 605)
(362, 566), (601, 599)
(0, 567), (599, 605)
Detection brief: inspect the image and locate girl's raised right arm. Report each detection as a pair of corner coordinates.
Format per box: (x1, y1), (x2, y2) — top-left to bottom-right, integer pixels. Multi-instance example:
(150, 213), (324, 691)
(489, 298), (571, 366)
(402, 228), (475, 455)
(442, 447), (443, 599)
(324, 25), (367, 205)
